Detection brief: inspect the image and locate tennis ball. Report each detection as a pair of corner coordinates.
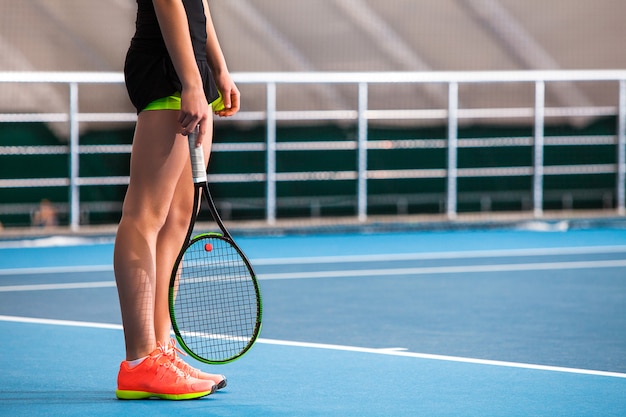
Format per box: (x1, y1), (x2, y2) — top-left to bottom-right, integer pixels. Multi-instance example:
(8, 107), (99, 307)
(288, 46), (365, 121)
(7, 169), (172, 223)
(212, 91), (225, 112)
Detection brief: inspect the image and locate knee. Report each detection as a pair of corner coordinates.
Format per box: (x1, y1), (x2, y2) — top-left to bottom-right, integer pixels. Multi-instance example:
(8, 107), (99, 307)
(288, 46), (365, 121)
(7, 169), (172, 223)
(165, 198), (194, 232)
(120, 201), (171, 234)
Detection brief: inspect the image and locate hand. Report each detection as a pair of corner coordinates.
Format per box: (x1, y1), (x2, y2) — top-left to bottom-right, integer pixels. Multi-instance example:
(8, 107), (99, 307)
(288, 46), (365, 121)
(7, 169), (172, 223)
(214, 74), (240, 118)
(178, 86), (210, 146)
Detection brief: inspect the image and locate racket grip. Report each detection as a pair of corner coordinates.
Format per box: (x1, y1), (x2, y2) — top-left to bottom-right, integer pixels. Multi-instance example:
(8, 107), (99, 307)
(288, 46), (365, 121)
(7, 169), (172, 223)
(188, 129), (208, 183)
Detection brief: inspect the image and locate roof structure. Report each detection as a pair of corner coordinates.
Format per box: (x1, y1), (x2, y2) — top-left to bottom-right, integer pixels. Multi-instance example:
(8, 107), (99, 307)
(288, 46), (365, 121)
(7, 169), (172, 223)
(1, 0), (624, 134)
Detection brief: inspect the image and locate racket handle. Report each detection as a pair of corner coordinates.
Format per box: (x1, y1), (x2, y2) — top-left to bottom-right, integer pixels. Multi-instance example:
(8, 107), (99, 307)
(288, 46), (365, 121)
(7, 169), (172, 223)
(188, 129), (208, 183)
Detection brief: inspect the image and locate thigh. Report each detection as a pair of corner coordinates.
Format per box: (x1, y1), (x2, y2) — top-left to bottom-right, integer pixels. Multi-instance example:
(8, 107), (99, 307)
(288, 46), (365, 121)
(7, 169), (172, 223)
(122, 110), (190, 220)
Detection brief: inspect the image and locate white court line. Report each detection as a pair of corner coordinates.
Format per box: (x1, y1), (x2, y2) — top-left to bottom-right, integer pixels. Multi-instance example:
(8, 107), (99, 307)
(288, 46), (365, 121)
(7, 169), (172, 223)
(253, 245), (626, 265)
(0, 314), (624, 379)
(0, 281), (117, 292)
(0, 315), (122, 330)
(259, 259), (626, 280)
(1, 245), (626, 276)
(0, 236), (114, 249)
(0, 264), (112, 276)
(1, 258), (626, 291)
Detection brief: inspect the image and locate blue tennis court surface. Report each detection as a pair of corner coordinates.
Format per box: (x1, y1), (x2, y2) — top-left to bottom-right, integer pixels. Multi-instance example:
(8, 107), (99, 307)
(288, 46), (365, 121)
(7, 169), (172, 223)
(1, 225), (625, 416)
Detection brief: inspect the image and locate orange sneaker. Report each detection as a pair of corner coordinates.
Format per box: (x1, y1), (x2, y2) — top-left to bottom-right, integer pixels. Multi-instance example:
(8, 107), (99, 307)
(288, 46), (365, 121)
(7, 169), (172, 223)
(166, 339), (228, 390)
(116, 344), (216, 400)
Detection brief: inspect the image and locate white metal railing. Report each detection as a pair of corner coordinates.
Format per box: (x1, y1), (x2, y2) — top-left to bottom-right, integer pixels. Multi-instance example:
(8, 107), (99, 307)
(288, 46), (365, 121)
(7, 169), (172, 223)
(1, 70), (625, 230)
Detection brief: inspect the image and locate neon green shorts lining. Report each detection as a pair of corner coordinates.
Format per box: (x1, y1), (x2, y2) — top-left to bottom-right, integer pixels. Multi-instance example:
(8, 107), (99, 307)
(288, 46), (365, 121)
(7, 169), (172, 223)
(143, 91), (224, 112)
(143, 92), (182, 111)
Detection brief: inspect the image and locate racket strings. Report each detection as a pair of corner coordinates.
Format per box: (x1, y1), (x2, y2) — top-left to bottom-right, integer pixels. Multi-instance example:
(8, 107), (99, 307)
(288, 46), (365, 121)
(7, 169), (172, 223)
(173, 235), (259, 362)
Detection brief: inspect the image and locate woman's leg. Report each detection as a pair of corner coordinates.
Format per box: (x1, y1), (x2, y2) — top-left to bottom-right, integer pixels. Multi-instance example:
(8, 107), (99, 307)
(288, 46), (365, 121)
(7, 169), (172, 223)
(114, 110), (190, 361)
(150, 122), (227, 388)
(153, 120), (213, 345)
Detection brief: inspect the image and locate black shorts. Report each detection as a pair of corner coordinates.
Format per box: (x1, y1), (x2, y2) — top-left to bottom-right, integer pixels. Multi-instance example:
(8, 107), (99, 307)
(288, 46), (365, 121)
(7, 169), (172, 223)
(124, 46), (219, 114)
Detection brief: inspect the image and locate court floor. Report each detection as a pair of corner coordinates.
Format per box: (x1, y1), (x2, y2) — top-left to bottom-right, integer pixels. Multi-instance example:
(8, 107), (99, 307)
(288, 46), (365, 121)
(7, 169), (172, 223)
(1, 224), (625, 416)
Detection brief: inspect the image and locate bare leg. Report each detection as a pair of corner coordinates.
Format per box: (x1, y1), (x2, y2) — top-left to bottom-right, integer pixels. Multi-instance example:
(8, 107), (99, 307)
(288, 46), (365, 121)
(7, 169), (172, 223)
(114, 110), (191, 361)
(151, 128), (228, 388)
(154, 121), (213, 345)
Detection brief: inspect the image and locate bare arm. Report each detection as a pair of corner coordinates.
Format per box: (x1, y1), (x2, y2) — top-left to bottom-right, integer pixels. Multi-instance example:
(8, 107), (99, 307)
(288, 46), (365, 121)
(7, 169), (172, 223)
(153, 0), (211, 141)
(203, 0), (240, 117)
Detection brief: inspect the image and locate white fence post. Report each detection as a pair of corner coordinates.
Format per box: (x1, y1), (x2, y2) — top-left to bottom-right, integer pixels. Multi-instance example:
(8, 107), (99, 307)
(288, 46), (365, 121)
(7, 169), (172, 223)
(266, 82), (277, 225)
(617, 80), (626, 215)
(533, 80), (545, 218)
(357, 82), (368, 222)
(68, 82), (80, 231)
(447, 82), (459, 220)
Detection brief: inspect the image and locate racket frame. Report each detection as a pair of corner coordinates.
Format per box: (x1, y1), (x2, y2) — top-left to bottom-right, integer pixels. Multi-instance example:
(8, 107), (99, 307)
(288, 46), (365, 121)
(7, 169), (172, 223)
(168, 132), (262, 364)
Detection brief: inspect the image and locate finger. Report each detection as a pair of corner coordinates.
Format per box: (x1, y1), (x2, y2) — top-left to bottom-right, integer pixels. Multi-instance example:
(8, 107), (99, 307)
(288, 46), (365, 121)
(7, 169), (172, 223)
(177, 113), (192, 130)
(215, 93), (240, 117)
(178, 118), (194, 136)
(229, 90), (240, 112)
(180, 115), (205, 136)
(220, 89), (232, 110)
(196, 121), (207, 146)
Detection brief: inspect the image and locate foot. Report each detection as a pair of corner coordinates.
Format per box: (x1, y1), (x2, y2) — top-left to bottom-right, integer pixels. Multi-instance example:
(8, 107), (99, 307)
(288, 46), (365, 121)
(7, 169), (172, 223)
(166, 339), (228, 390)
(116, 344), (216, 400)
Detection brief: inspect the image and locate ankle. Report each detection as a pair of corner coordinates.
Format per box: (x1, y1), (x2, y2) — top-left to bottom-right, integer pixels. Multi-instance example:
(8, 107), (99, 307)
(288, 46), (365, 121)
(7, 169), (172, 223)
(126, 356), (148, 369)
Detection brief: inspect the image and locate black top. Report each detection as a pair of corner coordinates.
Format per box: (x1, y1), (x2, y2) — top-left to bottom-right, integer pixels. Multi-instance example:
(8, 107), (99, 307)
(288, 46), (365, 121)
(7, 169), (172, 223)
(132, 0), (207, 59)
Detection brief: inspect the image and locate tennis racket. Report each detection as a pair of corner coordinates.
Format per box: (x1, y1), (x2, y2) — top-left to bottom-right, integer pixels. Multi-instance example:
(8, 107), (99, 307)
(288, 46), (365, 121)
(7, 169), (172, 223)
(169, 129), (262, 364)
